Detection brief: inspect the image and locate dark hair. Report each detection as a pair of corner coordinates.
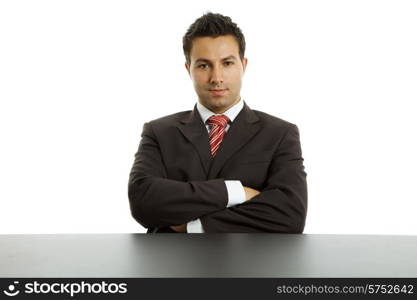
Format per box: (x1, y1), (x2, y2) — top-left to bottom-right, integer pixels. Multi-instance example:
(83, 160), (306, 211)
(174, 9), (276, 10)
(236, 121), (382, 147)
(182, 12), (246, 65)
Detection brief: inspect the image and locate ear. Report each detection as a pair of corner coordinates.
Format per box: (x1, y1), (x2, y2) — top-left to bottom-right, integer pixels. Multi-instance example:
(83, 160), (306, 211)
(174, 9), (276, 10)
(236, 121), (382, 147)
(185, 63), (191, 76)
(241, 58), (248, 73)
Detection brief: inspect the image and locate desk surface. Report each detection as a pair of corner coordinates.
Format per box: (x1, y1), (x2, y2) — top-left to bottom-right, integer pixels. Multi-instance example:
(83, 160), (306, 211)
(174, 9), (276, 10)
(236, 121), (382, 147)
(0, 234), (416, 277)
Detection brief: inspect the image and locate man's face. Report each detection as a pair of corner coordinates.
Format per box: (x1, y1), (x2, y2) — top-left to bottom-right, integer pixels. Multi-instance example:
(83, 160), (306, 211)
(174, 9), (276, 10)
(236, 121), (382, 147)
(185, 35), (248, 114)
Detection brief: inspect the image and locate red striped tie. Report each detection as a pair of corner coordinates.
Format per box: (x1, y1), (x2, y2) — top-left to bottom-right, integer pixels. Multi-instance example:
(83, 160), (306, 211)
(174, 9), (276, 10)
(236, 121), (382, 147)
(207, 115), (229, 157)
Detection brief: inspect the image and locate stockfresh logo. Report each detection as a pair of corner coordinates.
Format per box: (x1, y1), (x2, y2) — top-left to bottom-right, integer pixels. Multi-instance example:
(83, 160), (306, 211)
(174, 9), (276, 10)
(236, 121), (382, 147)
(3, 281), (20, 297)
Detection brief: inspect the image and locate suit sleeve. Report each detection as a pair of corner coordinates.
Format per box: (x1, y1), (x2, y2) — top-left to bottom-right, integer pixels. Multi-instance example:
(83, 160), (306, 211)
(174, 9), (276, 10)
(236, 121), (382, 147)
(128, 122), (228, 229)
(199, 124), (308, 233)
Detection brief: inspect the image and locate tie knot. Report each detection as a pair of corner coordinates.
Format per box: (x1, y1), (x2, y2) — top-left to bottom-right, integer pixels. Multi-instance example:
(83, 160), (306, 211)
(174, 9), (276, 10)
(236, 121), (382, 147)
(207, 115), (229, 128)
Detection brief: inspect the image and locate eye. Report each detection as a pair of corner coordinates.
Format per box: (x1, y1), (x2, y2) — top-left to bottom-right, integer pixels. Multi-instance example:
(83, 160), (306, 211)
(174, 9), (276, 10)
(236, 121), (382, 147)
(224, 61), (234, 66)
(197, 64), (208, 69)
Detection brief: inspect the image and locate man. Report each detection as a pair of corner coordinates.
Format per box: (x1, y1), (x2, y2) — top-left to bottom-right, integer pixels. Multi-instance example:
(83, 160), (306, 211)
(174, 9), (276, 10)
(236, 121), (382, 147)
(128, 13), (307, 233)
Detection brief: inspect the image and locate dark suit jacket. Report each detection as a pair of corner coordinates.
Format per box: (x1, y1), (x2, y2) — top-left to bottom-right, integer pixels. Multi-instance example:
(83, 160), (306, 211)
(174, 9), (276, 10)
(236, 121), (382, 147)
(128, 103), (307, 233)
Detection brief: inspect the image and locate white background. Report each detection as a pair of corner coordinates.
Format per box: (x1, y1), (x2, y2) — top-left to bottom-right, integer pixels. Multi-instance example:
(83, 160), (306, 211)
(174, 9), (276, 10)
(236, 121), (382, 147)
(1, 0), (416, 234)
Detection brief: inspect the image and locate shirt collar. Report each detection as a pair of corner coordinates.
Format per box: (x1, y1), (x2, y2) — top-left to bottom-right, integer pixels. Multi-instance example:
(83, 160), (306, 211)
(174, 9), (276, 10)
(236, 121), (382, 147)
(196, 98), (244, 124)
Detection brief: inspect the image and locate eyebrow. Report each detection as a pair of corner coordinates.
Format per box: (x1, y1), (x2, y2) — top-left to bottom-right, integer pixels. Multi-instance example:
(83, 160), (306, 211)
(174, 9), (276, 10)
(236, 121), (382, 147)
(194, 55), (238, 64)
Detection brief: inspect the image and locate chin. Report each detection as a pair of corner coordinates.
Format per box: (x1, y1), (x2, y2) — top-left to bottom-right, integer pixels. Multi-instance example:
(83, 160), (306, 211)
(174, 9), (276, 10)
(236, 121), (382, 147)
(210, 99), (228, 108)
(201, 96), (231, 112)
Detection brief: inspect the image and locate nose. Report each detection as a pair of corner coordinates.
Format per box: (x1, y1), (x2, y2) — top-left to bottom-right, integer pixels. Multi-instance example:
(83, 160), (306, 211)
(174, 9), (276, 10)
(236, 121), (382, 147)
(209, 65), (224, 85)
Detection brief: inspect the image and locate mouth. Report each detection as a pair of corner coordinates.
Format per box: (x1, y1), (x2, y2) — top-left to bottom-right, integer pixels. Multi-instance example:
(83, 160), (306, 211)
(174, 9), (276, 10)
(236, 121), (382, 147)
(209, 89), (228, 96)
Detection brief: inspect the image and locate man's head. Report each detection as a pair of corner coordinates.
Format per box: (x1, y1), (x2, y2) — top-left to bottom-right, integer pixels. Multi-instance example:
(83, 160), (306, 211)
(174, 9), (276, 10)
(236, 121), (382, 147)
(183, 13), (248, 114)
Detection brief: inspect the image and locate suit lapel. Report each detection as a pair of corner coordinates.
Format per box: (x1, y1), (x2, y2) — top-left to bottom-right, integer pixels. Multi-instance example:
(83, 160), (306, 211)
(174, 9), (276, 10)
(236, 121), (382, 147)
(208, 103), (261, 179)
(177, 105), (212, 175)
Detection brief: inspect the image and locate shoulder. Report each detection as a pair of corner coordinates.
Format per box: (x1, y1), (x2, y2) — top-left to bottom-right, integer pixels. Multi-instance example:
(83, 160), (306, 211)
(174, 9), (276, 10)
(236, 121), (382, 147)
(149, 110), (191, 127)
(251, 109), (297, 131)
(249, 109), (302, 147)
(148, 110), (191, 127)
(141, 110), (192, 137)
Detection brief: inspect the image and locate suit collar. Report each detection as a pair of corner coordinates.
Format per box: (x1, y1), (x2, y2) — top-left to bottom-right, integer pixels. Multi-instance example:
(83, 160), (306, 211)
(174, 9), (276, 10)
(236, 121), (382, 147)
(207, 102), (261, 179)
(178, 102), (261, 178)
(178, 106), (212, 174)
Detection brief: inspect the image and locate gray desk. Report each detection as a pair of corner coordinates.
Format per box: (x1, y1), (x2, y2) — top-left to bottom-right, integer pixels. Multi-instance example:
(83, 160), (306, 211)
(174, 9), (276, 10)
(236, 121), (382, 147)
(1, 234), (416, 277)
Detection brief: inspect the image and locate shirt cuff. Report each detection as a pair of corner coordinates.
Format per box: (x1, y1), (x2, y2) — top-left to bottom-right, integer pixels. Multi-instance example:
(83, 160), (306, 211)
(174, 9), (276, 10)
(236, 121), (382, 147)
(187, 218), (204, 233)
(225, 180), (246, 207)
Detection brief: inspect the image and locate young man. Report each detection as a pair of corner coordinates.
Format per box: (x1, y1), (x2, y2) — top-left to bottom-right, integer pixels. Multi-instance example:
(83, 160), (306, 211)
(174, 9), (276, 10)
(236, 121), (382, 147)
(128, 13), (307, 233)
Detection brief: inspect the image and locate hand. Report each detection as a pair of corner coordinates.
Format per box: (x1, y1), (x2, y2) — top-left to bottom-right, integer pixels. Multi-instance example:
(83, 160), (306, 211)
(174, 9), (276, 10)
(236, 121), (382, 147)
(243, 186), (260, 201)
(170, 224), (187, 232)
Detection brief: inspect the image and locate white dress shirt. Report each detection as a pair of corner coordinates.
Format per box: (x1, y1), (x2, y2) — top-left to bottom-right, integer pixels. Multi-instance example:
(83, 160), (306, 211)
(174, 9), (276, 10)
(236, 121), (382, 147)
(187, 99), (246, 233)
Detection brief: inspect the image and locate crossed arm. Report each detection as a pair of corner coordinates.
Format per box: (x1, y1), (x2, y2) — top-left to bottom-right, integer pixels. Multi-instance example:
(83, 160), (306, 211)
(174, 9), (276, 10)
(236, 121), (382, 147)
(170, 186), (260, 232)
(128, 122), (307, 233)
